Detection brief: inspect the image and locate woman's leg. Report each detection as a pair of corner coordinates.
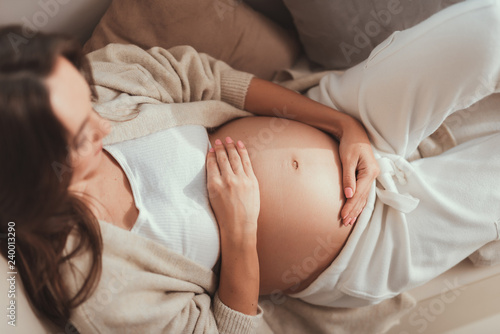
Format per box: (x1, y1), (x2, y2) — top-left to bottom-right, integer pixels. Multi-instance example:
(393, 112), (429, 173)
(307, 0), (500, 158)
(301, 0), (500, 304)
(443, 92), (500, 146)
(336, 132), (500, 303)
(404, 132), (500, 275)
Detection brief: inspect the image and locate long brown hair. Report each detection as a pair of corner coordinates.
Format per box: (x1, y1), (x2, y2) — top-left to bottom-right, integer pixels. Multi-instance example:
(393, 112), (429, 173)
(0, 26), (102, 328)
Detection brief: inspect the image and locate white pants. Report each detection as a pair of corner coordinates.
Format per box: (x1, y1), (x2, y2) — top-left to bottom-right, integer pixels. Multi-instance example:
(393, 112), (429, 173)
(292, 0), (500, 307)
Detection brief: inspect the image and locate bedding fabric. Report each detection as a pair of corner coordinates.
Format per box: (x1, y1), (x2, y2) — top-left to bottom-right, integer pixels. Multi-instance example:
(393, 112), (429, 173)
(282, 0), (465, 69)
(83, 0), (300, 80)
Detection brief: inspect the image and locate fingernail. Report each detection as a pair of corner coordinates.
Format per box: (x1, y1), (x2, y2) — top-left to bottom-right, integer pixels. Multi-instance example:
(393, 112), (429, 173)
(215, 139), (222, 145)
(237, 140), (245, 148)
(209, 147), (215, 152)
(225, 137), (233, 144)
(345, 187), (354, 198)
(350, 217), (357, 225)
(344, 217), (352, 226)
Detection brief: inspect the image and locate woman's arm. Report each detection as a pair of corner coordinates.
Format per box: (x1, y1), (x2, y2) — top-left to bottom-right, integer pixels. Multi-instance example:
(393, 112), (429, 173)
(206, 137), (260, 315)
(218, 234), (259, 315)
(88, 44), (253, 108)
(244, 77), (380, 225)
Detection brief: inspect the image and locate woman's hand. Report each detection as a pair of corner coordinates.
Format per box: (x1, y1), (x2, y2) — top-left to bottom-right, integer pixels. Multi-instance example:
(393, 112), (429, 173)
(206, 136), (260, 237)
(206, 136), (260, 316)
(338, 118), (380, 226)
(243, 77), (379, 226)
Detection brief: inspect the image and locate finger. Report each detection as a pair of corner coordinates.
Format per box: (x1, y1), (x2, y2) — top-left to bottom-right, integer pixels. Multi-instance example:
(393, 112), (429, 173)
(342, 178), (370, 216)
(213, 138), (233, 175)
(340, 174), (373, 225)
(224, 137), (244, 174)
(341, 157), (357, 199)
(206, 147), (221, 179)
(235, 140), (255, 176)
(341, 196), (366, 226)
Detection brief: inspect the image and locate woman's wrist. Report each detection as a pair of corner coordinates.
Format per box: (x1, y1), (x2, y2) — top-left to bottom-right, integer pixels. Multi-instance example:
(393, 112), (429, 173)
(219, 227), (258, 249)
(218, 227), (259, 316)
(319, 108), (352, 140)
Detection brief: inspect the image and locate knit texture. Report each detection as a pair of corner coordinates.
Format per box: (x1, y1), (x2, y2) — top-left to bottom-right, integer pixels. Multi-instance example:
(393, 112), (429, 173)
(64, 220), (263, 333)
(87, 43), (254, 146)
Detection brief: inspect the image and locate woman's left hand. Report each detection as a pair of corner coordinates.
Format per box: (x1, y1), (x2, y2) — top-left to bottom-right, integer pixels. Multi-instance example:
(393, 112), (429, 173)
(338, 117), (379, 226)
(243, 77), (379, 225)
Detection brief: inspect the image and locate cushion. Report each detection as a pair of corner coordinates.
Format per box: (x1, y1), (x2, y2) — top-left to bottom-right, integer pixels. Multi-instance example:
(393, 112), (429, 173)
(83, 0), (300, 80)
(243, 0), (295, 30)
(282, 0), (464, 69)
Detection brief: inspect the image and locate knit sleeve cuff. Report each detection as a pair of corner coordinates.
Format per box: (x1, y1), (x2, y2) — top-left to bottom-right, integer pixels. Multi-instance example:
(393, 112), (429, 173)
(220, 69), (254, 110)
(213, 291), (263, 334)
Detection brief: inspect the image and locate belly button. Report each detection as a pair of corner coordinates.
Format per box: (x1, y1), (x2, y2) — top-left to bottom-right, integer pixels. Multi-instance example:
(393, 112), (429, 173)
(292, 160), (299, 169)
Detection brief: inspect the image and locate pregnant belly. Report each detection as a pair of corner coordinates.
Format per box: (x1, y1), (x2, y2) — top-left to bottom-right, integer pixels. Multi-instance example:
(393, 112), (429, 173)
(209, 116), (353, 295)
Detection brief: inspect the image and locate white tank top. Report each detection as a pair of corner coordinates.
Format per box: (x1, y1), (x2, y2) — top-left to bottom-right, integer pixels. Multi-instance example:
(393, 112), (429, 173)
(103, 125), (220, 270)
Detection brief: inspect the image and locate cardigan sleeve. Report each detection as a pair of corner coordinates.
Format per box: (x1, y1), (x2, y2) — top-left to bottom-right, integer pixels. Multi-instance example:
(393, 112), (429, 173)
(63, 223), (263, 334)
(86, 43), (254, 110)
(68, 279), (263, 334)
(213, 291), (263, 334)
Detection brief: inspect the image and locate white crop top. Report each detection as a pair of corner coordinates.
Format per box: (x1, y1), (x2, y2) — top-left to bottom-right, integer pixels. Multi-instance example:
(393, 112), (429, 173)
(103, 125), (220, 270)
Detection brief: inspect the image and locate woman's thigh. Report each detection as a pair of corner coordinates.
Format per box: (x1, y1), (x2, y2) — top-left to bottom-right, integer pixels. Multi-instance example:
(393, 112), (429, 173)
(308, 0), (500, 158)
(338, 132), (500, 301)
(407, 132), (500, 274)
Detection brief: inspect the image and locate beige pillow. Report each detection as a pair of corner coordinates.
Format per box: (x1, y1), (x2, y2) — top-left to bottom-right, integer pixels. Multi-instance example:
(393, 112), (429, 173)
(83, 0), (300, 80)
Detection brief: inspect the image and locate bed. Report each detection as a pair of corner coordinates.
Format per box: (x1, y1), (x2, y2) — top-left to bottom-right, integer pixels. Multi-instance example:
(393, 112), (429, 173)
(1, 0), (499, 333)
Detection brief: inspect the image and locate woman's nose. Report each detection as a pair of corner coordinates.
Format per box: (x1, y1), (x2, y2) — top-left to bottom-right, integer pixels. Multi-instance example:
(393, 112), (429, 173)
(92, 115), (111, 141)
(99, 117), (112, 137)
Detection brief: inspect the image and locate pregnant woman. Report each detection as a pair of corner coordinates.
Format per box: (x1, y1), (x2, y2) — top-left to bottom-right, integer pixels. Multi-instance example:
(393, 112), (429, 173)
(2, 0), (500, 332)
(0, 26), (377, 333)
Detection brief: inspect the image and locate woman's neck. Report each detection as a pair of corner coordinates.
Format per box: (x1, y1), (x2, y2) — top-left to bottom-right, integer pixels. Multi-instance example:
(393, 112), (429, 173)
(69, 150), (140, 230)
(68, 151), (110, 196)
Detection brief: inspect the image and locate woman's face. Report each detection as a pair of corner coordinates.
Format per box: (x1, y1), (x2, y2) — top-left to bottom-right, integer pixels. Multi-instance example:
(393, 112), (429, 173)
(46, 56), (111, 186)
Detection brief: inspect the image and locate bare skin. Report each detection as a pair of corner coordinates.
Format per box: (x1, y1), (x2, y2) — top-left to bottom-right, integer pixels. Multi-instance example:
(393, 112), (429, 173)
(208, 117), (352, 294)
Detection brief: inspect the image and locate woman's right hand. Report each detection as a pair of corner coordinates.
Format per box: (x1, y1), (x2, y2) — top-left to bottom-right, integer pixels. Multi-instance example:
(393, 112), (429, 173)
(206, 136), (260, 238)
(207, 136), (261, 316)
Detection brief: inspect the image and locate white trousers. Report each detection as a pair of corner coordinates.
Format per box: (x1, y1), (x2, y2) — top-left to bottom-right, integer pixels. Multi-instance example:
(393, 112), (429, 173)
(292, 0), (500, 307)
